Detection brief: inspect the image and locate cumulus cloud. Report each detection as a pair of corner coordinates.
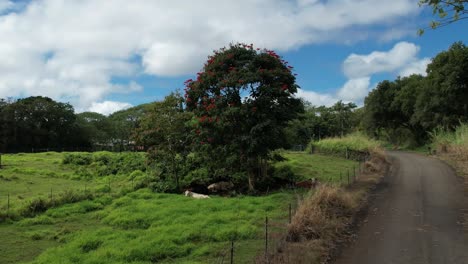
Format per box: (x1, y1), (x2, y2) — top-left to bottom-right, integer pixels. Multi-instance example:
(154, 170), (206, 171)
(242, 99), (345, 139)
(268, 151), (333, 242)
(0, 0), (419, 112)
(88, 101), (133, 116)
(0, 1), (13, 13)
(378, 28), (416, 43)
(399, 58), (431, 77)
(299, 41), (429, 106)
(337, 77), (371, 102)
(343, 42), (421, 78)
(296, 89), (338, 107)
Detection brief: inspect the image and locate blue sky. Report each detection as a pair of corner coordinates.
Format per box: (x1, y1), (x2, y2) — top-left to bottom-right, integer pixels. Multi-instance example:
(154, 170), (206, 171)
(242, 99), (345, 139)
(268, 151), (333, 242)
(0, 0), (466, 114)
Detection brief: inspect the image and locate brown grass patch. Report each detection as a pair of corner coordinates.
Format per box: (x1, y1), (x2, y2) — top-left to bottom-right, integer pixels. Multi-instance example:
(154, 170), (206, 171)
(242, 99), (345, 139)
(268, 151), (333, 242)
(255, 151), (389, 263)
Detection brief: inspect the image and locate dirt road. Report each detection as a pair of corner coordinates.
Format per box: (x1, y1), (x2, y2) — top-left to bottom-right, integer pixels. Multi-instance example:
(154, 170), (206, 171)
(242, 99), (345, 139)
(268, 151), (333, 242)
(335, 151), (468, 264)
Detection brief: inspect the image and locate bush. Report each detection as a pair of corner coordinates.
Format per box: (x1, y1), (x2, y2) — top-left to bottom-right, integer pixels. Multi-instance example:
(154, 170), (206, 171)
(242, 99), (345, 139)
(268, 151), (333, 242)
(63, 153), (92, 166)
(63, 152), (147, 177)
(20, 190), (94, 218)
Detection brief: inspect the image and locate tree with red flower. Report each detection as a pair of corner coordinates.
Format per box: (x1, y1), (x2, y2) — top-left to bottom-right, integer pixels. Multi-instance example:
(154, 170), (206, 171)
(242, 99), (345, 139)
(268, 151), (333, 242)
(185, 43), (303, 191)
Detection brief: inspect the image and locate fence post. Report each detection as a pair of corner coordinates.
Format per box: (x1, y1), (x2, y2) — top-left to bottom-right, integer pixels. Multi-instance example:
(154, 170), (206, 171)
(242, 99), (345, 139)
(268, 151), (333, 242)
(345, 147), (349, 159)
(347, 169), (350, 185)
(265, 216), (268, 262)
(340, 171), (342, 184)
(289, 203), (292, 224)
(230, 240), (234, 264)
(353, 166), (356, 182)
(7, 193), (10, 217)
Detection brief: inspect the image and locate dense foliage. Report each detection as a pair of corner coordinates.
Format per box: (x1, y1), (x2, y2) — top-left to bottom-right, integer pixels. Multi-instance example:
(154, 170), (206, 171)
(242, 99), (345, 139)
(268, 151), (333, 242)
(284, 101), (359, 147)
(184, 43), (303, 190)
(0, 97), (150, 153)
(0, 96), (82, 153)
(363, 42), (468, 147)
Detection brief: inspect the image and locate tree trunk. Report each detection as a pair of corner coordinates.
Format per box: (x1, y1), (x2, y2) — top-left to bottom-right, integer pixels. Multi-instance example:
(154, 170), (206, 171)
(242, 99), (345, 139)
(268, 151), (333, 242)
(248, 171), (255, 192)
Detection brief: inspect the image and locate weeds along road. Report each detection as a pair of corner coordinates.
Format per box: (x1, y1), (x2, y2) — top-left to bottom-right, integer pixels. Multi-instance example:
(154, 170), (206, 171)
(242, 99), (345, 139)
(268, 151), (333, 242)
(335, 151), (468, 264)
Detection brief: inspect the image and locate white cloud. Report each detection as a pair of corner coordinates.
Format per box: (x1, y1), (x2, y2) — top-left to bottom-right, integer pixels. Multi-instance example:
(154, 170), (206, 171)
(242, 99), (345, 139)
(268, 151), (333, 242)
(300, 41), (430, 106)
(399, 58), (431, 77)
(296, 88), (338, 107)
(378, 28), (416, 43)
(337, 77), (371, 102)
(0, 1), (13, 13)
(88, 101), (133, 116)
(0, 0), (419, 110)
(343, 41), (420, 78)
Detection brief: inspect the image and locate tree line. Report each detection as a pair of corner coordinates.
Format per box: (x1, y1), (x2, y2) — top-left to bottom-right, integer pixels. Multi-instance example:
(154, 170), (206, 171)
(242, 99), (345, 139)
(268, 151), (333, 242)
(0, 96), (147, 153)
(362, 42), (468, 147)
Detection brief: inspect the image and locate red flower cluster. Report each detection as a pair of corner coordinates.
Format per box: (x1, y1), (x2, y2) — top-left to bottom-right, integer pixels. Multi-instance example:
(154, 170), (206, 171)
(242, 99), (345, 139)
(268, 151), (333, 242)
(265, 49), (280, 59)
(199, 115), (215, 123)
(281, 84), (288, 91)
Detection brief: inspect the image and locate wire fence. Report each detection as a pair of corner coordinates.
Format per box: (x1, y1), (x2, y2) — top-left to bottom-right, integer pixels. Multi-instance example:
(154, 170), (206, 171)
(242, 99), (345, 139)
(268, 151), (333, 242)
(0, 176), (136, 221)
(213, 162), (368, 263)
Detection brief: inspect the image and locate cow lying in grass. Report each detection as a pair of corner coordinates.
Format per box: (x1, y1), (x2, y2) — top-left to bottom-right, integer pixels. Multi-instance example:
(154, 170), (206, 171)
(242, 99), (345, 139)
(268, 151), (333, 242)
(207, 181), (234, 193)
(184, 190), (210, 199)
(295, 178), (319, 189)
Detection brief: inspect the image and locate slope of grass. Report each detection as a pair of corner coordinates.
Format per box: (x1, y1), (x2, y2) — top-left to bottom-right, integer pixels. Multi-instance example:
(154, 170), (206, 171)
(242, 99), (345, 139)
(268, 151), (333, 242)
(308, 133), (382, 160)
(8, 189), (293, 264)
(278, 152), (358, 184)
(0, 152), (136, 217)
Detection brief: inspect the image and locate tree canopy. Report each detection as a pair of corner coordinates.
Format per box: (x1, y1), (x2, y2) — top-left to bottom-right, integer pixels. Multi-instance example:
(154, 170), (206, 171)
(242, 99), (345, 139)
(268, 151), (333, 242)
(185, 43), (303, 190)
(362, 42), (468, 146)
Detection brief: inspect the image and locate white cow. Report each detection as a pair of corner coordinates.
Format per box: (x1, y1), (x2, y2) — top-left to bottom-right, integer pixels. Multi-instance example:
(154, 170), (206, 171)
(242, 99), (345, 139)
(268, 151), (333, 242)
(184, 190), (210, 199)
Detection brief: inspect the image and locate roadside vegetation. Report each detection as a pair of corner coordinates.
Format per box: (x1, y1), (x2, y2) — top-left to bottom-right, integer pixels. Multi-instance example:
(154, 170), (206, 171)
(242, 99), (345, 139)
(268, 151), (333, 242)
(430, 123), (468, 178)
(308, 133), (381, 160)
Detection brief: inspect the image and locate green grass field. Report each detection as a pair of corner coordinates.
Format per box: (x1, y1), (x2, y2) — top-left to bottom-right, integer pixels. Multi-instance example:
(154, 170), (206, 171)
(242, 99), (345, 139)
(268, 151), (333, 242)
(279, 152), (358, 184)
(0, 151), (356, 263)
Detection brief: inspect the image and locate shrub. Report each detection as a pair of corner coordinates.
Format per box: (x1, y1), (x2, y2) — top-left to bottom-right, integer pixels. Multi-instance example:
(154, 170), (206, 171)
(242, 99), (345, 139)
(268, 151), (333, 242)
(63, 153), (92, 166)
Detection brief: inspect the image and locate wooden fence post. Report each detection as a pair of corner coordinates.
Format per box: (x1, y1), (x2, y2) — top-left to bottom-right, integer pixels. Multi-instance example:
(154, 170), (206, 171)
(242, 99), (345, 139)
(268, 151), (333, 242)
(347, 169), (350, 185)
(289, 203), (292, 224)
(230, 240), (234, 264)
(7, 193), (10, 217)
(353, 166), (356, 181)
(265, 216), (268, 262)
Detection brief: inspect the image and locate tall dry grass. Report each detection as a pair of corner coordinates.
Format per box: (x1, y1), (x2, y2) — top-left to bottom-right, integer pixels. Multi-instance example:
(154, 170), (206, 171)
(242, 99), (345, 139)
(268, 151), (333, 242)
(431, 123), (468, 160)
